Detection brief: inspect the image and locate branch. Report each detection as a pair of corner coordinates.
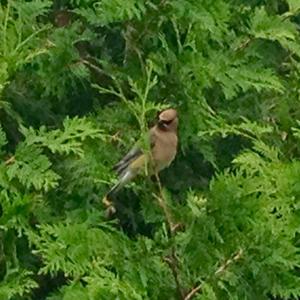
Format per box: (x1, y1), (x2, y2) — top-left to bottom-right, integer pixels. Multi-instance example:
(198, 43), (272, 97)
(153, 173), (184, 234)
(184, 249), (244, 300)
(234, 38), (252, 52)
(4, 156), (15, 165)
(164, 251), (185, 299)
(154, 172), (185, 299)
(215, 248), (243, 276)
(153, 173), (176, 232)
(184, 285), (202, 300)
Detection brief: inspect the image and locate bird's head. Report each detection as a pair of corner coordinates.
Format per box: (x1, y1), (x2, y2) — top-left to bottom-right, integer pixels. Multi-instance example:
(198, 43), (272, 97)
(157, 108), (178, 132)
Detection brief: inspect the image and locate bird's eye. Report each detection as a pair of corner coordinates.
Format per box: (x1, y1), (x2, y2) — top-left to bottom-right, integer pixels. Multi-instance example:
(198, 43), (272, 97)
(163, 119), (173, 125)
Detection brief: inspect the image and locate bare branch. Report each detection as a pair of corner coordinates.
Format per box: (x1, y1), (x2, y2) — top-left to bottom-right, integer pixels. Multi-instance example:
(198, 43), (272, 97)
(184, 249), (244, 300)
(184, 285), (202, 300)
(164, 251), (185, 299)
(154, 172), (185, 299)
(4, 156), (15, 165)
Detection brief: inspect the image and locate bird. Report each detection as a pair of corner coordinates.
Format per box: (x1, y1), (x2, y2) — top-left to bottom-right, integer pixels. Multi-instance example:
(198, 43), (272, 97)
(102, 108), (178, 215)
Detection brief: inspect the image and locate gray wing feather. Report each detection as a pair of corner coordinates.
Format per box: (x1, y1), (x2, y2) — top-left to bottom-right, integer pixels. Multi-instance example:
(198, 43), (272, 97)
(112, 145), (143, 176)
(112, 130), (156, 177)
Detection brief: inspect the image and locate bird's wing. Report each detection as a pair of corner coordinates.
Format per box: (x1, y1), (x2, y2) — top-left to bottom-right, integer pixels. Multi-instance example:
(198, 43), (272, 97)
(112, 130), (156, 177)
(112, 144), (143, 176)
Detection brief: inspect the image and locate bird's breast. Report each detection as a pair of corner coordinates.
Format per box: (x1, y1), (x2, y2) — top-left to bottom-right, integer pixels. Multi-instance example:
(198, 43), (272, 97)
(152, 133), (177, 172)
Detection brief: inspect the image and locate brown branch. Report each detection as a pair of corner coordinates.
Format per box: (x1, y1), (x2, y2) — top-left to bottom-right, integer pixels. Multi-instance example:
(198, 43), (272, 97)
(4, 156), (15, 165)
(164, 251), (185, 299)
(234, 38), (252, 52)
(81, 59), (107, 76)
(184, 249), (244, 300)
(153, 174), (174, 233)
(154, 172), (185, 299)
(184, 285), (202, 300)
(215, 248), (243, 276)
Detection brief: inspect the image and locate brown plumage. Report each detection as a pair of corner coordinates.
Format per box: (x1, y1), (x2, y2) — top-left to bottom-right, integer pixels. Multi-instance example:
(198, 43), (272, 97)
(102, 108), (178, 213)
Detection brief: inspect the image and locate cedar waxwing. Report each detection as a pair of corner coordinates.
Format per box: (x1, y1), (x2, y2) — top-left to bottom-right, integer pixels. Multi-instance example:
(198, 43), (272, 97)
(103, 108), (178, 213)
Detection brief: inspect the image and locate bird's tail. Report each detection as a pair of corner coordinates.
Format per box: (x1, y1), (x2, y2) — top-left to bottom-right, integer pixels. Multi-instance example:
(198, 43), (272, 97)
(102, 170), (135, 216)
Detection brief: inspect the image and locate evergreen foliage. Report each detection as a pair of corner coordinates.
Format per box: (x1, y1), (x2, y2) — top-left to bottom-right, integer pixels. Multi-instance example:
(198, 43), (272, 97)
(1, 0), (300, 299)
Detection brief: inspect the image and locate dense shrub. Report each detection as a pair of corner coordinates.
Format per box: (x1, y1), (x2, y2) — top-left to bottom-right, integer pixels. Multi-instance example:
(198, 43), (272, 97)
(1, 0), (300, 299)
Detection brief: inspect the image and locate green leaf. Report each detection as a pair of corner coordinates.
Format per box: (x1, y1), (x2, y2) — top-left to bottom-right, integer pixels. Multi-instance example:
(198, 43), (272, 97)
(20, 116), (105, 156)
(6, 144), (60, 191)
(0, 125), (7, 155)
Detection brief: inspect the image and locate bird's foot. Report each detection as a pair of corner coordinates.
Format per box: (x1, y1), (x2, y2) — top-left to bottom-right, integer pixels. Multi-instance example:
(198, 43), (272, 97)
(102, 195), (116, 218)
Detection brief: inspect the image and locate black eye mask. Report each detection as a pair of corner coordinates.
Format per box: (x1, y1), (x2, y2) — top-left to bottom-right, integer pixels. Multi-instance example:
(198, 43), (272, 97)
(161, 119), (173, 125)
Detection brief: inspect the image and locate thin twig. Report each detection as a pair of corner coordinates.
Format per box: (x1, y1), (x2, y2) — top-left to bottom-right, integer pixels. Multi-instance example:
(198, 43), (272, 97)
(4, 156), (15, 165)
(164, 250), (185, 299)
(184, 285), (202, 300)
(234, 38), (252, 52)
(215, 248), (243, 276)
(154, 172), (185, 299)
(153, 172), (174, 232)
(14, 25), (51, 55)
(184, 249), (243, 300)
(81, 59), (107, 76)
